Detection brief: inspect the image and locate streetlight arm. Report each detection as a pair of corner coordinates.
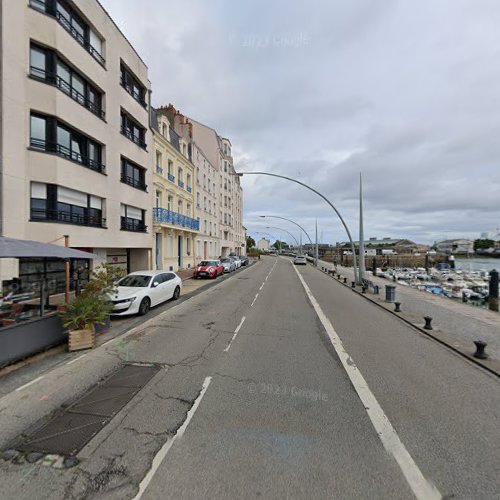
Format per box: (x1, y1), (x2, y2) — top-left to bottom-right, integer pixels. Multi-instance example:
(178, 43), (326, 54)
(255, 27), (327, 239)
(265, 226), (300, 247)
(261, 215), (313, 245)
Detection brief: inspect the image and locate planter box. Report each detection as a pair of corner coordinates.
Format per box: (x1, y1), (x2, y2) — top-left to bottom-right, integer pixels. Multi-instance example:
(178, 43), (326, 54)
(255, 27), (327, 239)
(0, 314), (66, 368)
(68, 329), (95, 352)
(94, 315), (111, 335)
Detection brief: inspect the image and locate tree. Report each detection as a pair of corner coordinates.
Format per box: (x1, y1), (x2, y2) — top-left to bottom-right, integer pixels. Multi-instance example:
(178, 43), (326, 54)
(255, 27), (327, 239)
(272, 240), (289, 250)
(246, 236), (256, 249)
(474, 239), (495, 251)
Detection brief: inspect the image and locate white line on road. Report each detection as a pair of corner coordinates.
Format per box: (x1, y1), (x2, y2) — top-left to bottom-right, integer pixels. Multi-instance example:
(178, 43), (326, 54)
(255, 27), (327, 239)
(132, 376), (212, 500)
(224, 316), (246, 352)
(259, 283), (265, 290)
(292, 264), (441, 500)
(251, 293), (259, 307)
(66, 354), (87, 365)
(15, 375), (44, 392)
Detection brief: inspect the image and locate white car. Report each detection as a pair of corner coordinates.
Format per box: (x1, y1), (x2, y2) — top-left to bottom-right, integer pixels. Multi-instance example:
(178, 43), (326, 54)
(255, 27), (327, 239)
(293, 255), (307, 265)
(110, 270), (182, 316)
(231, 256), (242, 268)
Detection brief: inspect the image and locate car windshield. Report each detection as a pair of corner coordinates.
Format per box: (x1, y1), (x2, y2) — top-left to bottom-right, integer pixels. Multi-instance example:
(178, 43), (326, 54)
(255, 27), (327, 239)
(221, 259), (231, 263)
(199, 261), (217, 266)
(118, 275), (151, 287)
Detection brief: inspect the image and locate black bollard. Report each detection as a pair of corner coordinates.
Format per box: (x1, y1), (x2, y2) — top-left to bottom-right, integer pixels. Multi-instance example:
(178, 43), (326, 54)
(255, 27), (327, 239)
(488, 269), (499, 312)
(473, 340), (488, 359)
(374, 285), (380, 295)
(423, 316), (433, 330)
(351, 281), (356, 288)
(344, 277), (348, 284)
(394, 302), (401, 312)
(362, 286), (367, 293)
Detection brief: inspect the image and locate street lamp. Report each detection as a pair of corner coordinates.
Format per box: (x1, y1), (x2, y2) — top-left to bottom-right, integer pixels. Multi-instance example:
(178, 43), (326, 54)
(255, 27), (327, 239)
(265, 226), (300, 248)
(231, 171), (359, 283)
(259, 215), (313, 245)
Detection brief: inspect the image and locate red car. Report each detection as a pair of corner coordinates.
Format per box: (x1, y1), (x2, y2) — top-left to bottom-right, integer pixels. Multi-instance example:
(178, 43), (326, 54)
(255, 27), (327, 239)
(193, 260), (224, 279)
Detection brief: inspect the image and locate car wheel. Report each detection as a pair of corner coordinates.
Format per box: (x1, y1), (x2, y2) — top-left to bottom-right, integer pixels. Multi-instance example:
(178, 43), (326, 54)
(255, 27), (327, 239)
(172, 286), (181, 300)
(138, 297), (150, 316)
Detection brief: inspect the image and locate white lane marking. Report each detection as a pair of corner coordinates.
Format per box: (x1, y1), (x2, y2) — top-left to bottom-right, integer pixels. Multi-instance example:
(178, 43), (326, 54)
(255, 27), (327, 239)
(250, 293), (259, 307)
(292, 265), (441, 500)
(66, 354), (87, 365)
(259, 283), (265, 290)
(132, 376), (212, 500)
(15, 375), (44, 392)
(101, 337), (121, 347)
(224, 316), (246, 352)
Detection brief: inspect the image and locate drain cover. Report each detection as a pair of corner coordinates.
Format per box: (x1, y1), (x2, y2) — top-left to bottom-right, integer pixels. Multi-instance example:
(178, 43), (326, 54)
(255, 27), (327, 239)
(16, 364), (159, 456)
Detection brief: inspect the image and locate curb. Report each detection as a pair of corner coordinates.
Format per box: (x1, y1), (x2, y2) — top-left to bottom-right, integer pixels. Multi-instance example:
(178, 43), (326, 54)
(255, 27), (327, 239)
(312, 265), (500, 380)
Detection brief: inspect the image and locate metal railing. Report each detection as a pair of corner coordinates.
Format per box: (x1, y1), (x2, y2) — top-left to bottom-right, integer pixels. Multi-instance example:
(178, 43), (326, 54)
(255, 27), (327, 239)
(120, 217), (147, 232)
(121, 126), (147, 149)
(120, 76), (147, 108)
(120, 174), (147, 191)
(30, 66), (105, 119)
(168, 173), (175, 182)
(178, 180), (185, 188)
(31, 208), (106, 228)
(153, 208), (200, 231)
(187, 186), (192, 193)
(156, 165), (163, 175)
(30, 138), (105, 174)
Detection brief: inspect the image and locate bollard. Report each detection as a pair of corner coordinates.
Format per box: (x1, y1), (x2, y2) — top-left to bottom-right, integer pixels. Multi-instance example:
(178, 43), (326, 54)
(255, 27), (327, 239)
(374, 285), (380, 295)
(362, 286), (367, 294)
(351, 281), (356, 288)
(344, 277), (348, 284)
(385, 285), (396, 303)
(489, 269), (499, 312)
(473, 340), (488, 359)
(423, 316), (433, 330)
(394, 302), (401, 312)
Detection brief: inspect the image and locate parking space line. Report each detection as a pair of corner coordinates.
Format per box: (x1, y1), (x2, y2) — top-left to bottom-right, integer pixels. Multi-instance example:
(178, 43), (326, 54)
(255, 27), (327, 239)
(66, 354), (87, 365)
(15, 375), (44, 392)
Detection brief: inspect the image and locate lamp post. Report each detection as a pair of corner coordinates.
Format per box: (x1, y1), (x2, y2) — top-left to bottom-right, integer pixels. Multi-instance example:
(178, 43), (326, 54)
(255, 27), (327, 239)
(259, 215), (313, 255)
(265, 225), (300, 251)
(232, 171), (359, 283)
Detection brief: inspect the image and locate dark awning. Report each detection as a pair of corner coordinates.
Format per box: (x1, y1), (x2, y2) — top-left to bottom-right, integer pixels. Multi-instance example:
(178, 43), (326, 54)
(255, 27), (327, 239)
(0, 237), (99, 259)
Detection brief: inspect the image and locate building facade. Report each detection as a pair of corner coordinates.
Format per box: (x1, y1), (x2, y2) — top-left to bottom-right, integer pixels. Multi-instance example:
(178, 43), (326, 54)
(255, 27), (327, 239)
(0, 0), (153, 286)
(151, 109), (197, 272)
(257, 238), (270, 252)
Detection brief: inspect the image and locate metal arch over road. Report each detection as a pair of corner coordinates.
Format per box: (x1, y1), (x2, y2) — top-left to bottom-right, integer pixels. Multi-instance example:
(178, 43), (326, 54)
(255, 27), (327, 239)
(233, 171), (360, 283)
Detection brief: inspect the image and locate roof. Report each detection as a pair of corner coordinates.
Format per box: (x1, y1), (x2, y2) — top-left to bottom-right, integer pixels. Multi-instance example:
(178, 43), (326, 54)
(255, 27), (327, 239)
(0, 237), (99, 259)
(338, 238), (415, 247)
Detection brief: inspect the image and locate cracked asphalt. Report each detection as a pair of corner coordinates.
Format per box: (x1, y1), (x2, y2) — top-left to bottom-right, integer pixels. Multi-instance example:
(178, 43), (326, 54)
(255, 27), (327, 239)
(0, 256), (499, 499)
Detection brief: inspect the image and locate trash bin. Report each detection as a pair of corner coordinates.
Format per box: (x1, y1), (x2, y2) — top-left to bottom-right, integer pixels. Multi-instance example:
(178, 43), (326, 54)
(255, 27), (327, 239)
(385, 285), (396, 303)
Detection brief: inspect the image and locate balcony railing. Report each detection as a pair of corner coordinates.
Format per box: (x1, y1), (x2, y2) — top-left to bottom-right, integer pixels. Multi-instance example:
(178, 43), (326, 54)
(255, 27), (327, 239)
(31, 208), (106, 228)
(178, 180), (184, 188)
(120, 217), (147, 232)
(168, 173), (175, 183)
(120, 76), (147, 108)
(120, 174), (147, 191)
(30, 138), (105, 174)
(156, 165), (163, 175)
(187, 186), (192, 193)
(30, 67), (105, 119)
(121, 126), (147, 149)
(153, 208), (200, 231)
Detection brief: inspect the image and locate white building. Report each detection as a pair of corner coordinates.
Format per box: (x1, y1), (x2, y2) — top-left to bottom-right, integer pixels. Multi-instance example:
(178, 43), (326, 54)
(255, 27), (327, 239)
(0, 0), (153, 287)
(434, 239), (474, 254)
(257, 238), (270, 252)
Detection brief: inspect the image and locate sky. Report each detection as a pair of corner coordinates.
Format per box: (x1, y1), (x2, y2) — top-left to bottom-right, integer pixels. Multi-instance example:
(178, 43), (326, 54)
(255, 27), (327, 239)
(100, 0), (500, 245)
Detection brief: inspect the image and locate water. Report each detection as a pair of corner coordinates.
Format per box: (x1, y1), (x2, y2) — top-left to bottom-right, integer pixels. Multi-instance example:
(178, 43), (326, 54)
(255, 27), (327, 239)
(455, 257), (500, 273)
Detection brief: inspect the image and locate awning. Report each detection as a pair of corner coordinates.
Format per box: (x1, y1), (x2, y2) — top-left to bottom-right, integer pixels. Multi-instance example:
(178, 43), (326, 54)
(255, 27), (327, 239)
(0, 237), (99, 260)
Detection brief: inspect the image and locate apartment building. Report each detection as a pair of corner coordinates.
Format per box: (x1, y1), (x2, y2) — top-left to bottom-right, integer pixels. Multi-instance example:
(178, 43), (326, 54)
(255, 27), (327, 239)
(151, 109), (197, 271)
(0, 0), (152, 285)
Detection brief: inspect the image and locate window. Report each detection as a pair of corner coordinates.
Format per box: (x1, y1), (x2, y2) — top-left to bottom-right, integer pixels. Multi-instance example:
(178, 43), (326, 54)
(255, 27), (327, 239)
(120, 63), (147, 107)
(121, 111), (146, 149)
(29, 0), (105, 65)
(30, 112), (104, 173)
(196, 193), (200, 207)
(30, 44), (104, 118)
(121, 157), (147, 190)
(30, 182), (104, 227)
(168, 195), (173, 211)
(121, 204), (146, 232)
(155, 190), (162, 208)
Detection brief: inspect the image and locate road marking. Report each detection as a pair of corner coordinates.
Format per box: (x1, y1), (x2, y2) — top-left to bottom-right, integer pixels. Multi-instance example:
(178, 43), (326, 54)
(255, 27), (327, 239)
(66, 354), (87, 365)
(292, 265), (441, 500)
(224, 316), (246, 352)
(15, 375), (44, 392)
(259, 283), (265, 290)
(251, 293), (259, 307)
(132, 376), (212, 500)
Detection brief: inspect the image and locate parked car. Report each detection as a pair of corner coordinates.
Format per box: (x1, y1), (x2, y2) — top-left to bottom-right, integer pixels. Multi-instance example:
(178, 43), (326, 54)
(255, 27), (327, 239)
(240, 256), (249, 266)
(193, 260), (224, 279)
(293, 255), (307, 265)
(110, 271), (182, 316)
(220, 257), (236, 273)
(231, 256), (242, 268)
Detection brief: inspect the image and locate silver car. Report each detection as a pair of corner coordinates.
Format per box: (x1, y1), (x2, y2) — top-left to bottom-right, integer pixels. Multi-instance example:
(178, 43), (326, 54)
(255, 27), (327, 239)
(220, 257), (236, 273)
(293, 255), (307, 265)
(231, 256), (242, 268)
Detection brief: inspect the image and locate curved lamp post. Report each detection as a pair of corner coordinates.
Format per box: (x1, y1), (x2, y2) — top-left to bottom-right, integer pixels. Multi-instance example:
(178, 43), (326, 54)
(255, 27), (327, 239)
(265, 225), (300, 248)
(259, 215), (313, 245)
(232, 171), (359, 283)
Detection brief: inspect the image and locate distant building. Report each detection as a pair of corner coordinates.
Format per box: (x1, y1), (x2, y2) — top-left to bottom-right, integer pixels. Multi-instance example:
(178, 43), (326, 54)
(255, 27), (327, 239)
(337, 238), (419, 255)
(434, 239), (474, 254)
(257, 238), (270, 252)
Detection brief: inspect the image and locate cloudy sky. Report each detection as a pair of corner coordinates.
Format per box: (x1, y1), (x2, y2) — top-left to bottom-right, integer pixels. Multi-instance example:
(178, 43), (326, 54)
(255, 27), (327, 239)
(101, 0), (500, 245)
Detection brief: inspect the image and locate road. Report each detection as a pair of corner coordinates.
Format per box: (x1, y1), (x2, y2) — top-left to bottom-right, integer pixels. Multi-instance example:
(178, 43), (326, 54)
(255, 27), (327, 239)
(0, 256), (499, 499)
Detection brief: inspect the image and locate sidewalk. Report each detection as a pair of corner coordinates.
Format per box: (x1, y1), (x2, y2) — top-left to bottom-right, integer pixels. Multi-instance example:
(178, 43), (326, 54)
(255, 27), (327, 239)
(317, 259), (500, 362)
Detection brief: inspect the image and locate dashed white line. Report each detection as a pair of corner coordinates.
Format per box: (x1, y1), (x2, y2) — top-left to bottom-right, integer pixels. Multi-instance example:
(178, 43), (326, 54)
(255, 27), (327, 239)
(259, 283), (265, 290)
(15, 375), (44, 392)
(250, 293), (259, 307)
(292, 264), (441, 500)
(132, 376), (212, 500)
(66, 354), (87, 365)
(224, 316), (246, 352)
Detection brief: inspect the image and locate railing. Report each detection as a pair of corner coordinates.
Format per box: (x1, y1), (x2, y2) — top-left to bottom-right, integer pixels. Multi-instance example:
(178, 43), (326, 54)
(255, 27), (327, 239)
(30, 138), (105, 174)
(168, 173), (175, 183)
(156, 165), (163, 175)
(187, 186), (192, 193)
(120, 174), (147, 191)
(178, 180), (184, 188)
(31, 208), (106, 228)
(153, 208), (200, 231)
(30, 66), (105, 119)
(120, 76), (147, 108)
(121, 126), (147, 149)
(120, 217), (147, 232)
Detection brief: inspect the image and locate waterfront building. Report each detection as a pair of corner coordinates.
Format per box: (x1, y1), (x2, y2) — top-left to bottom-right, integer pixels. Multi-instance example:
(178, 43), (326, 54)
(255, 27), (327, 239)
(337, 238), (419, 255)
(0, 0), (152, 288)
(151, 109), (197, 272)
(434, 239), (474, 254)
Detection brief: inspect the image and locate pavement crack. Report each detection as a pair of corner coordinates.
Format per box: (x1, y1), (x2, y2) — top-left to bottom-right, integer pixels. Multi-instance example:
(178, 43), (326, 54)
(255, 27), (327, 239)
(153, 393), (194, 405)
(213, 372), (259, 385)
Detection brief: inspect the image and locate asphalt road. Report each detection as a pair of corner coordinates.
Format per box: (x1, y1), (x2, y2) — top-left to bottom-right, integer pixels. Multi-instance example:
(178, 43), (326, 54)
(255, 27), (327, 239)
(0, 256), (499, 499)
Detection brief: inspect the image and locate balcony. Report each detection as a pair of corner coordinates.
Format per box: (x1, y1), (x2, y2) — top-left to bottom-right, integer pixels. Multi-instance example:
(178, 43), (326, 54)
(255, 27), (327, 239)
(120, 174), (147, 191)
(178, 180), (184, 189)
(153, 208), (200, 231)
(30, 138), (105, 174)
(168, 173), (175, 183)
(187, 186), (192, 193)
(31, 208), (106, 228)
(156, 165), (163, 175)
(121, 126), (147, 149)
(120, 217), (147, 232)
